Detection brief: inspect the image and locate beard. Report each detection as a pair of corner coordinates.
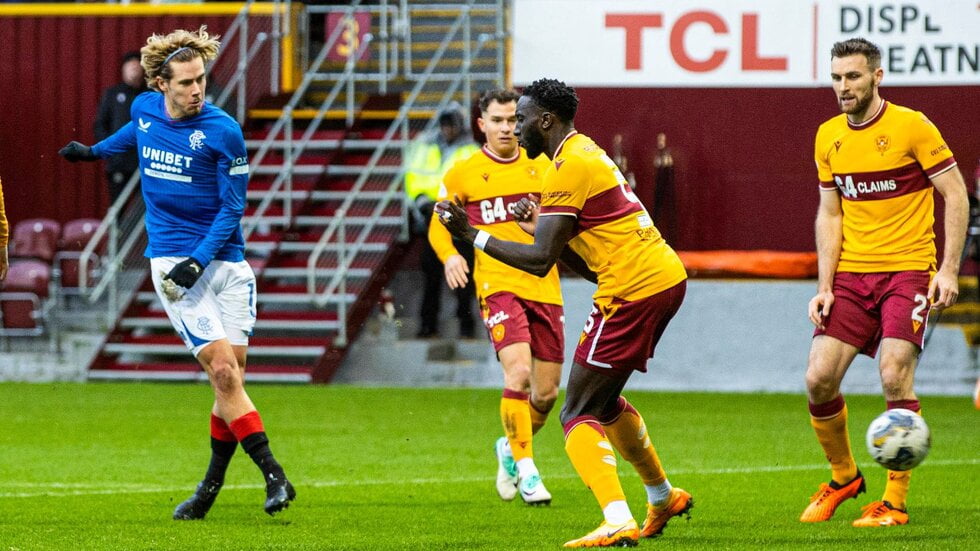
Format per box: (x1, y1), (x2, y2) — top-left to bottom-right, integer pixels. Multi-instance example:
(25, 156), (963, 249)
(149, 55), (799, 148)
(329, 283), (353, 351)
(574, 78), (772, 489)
(520, 130), (545, 159)
(839, 84), (875, 116)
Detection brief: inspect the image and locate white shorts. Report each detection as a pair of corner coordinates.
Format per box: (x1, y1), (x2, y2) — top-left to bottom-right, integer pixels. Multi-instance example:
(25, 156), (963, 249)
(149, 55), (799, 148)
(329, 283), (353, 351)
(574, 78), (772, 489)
(150, 257), (258, 357)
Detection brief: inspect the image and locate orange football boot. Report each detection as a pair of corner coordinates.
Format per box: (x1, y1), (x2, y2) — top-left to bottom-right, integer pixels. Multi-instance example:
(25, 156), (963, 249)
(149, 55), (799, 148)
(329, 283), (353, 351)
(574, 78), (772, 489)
(852, 500), (909, 527)
(563, 519), (639, 548)
(799, 472), (866, 522)
(640, 488), (693, 538)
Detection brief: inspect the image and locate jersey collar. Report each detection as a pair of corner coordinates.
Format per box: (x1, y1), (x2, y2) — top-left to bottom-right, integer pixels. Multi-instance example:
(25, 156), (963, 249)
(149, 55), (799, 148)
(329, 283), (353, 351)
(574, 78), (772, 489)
(847, 100), (887, 130)
(481, 144), (520, 164)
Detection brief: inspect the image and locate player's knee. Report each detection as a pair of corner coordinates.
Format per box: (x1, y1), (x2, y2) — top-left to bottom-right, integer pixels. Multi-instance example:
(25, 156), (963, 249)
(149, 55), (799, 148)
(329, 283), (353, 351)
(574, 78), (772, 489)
(531, 386), (558, 413)
(502, 363), (532, 390)
(209, 358), (242, 393)
(804, 367), (838, 401)
(878, 363), (912, 398)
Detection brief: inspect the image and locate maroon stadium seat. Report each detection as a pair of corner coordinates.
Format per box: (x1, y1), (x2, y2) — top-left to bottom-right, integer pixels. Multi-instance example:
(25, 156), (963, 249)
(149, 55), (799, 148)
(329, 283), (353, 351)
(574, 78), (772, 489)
(55, 218), (104, 291)
(0, 292), (44, 334)
(2, 259), (51, 298)
(11, 218), (61, 262)
(0, 259), (51, 335)
(60, 218), (102, 251)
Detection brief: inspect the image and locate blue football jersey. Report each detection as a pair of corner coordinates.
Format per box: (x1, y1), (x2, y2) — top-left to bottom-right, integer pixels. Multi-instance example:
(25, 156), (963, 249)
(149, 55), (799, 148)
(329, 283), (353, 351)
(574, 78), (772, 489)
(92, 92), (249, 265)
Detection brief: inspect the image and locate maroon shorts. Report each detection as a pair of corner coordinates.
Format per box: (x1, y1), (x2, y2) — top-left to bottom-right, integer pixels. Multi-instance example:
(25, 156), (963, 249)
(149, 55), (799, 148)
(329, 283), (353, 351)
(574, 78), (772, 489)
(481, 292), (564, 363)
(574, 280), (686, 374)
(814, 271), (932, 357)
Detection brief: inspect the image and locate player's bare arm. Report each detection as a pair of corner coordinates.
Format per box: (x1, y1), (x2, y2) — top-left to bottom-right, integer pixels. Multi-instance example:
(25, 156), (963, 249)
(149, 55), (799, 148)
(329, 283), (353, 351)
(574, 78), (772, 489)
(928, 167), (969, 309)
(443, 254), (470, 289)
(428, 204), (469, 289)
(810, 188), (844, 328)
(437, 197), (572, 278)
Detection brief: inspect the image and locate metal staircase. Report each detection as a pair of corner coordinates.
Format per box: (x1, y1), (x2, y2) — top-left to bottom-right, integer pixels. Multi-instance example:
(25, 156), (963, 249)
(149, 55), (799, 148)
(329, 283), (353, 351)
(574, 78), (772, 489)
(80, 0), (506, 383)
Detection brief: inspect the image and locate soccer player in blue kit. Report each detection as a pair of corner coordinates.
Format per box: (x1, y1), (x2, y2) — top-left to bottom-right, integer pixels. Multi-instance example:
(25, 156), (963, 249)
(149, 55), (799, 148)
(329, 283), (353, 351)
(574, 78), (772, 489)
(59, 27), (295, 520)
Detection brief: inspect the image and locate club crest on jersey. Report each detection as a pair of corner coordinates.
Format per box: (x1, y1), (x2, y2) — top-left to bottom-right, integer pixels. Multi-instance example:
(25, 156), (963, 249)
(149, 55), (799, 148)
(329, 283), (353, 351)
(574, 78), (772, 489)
(189, 130), (207, 151)
(875, 135), (890, 155)
(196, 316), (214, 335)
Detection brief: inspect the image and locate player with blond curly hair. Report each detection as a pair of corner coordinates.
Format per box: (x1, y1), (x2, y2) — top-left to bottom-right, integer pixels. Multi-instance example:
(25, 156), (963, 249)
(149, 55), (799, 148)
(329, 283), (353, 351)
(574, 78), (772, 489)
(59, 26), (295, 520)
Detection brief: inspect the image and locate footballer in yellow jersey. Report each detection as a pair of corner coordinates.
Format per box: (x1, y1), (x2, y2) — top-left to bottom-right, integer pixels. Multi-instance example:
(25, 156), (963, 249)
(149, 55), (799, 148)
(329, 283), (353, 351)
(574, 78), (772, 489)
(815, 100), (957, 273)
(430, 146), (561, 307)
(802, 38), (967, 529)
(430, 89), (565, 505)
(437, 79), (692, 548)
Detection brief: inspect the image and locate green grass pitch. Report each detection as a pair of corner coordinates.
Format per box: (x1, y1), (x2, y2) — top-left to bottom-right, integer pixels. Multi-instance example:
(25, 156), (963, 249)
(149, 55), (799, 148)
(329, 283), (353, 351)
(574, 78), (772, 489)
(0, 383), (976, 549)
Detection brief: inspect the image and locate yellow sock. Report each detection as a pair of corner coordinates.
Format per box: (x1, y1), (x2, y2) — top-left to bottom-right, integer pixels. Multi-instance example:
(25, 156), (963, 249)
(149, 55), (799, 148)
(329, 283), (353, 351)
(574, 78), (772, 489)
(810, 396), (858, 485)
(529, 401), (549, 435)
(564, 419), (626, 509)
(602, 397), (667, 486)
(501, 390), (533, 462)
(883, 469), (911, 510)
(883, 404), (921, 509)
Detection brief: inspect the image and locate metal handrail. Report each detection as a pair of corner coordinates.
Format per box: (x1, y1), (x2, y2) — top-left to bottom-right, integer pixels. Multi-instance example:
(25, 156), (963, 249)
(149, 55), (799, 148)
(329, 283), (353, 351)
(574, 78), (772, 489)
(77, 170), (141, 295)
(215, 32), (270, 112)
(306, 5), (475, 297)
(268, 34), (375, 234)
(307, 4), (494, 321)
(241, 1), (368, 239)
(242, 30), (375, 240)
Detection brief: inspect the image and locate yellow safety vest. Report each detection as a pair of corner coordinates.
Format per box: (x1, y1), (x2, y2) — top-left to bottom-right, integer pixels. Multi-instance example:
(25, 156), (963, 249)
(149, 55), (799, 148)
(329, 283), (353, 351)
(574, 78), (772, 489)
(405, 140), (479, 201)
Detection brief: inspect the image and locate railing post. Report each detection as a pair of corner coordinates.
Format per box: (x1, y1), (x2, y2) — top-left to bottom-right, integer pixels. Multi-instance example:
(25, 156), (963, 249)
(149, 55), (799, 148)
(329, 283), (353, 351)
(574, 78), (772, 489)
(285, 105), (294, 224)
(497, 0), (506, 86)
(271, 0), (282, 96)
(107, 222), (118, 326)
(336, 207), (348, 348)
(237, 14), (250, 124)
(346, 67), (355, 128)
(463, 3), (472, 107)
(400, 117), (410, 242)
(379, 0), (389, 95)
(401, 0), (411, 77)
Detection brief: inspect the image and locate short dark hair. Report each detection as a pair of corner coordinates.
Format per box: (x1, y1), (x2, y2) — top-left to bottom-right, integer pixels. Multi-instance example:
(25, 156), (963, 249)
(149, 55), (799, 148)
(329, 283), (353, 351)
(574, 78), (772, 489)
(437, 109), (464, 128)
(121, 51), (141, 66)
(478, 89), (520, 113)
(831, 38), (881, 70)
(522, 78), (579, 123)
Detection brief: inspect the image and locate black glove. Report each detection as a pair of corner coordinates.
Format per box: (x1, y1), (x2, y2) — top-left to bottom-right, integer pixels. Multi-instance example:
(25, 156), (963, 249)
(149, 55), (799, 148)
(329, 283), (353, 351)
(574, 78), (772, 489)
(59, 141), (99, 162)
(165, 258), (205, 289)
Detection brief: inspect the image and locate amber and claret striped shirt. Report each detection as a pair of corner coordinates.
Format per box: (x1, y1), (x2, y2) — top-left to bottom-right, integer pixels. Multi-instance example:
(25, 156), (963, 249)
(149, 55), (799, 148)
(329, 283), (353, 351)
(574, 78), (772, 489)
(429, 145), (562, 306)
(815, 101), (958, 273)
(0, 176), (8, 249)
(538, 132), (687, 308)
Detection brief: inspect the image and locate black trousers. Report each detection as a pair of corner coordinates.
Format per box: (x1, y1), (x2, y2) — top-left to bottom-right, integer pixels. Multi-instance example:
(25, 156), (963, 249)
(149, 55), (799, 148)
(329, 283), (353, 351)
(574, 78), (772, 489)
(416, 201), (476, 336)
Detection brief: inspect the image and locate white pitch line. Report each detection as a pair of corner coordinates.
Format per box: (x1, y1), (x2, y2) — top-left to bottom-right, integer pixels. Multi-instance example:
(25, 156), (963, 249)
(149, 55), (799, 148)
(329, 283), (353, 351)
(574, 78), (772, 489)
(1, 458), (976, 499)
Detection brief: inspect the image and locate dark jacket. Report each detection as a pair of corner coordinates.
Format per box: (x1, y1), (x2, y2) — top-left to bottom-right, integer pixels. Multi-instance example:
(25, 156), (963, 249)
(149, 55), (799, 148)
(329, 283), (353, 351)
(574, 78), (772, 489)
(94, 82), (142, 175)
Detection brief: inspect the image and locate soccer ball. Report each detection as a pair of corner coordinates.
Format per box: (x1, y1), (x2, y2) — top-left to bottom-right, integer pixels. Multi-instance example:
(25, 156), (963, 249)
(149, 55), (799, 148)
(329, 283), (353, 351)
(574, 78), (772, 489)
(865, 409), (930, 471)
